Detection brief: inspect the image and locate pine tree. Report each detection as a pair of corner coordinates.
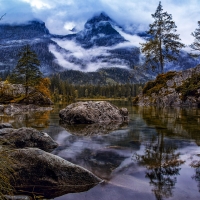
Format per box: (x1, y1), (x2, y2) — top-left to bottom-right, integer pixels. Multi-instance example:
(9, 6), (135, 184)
(190, 21), (200, 57)
(10, 45), (42, 97)
(141, 1), (185, 73)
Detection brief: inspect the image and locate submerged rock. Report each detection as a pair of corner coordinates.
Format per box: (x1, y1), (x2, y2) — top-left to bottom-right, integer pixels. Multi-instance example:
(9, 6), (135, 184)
(4, 103), (53, 115)
(0, 127), (58, 152)
(0, 123), (13, 129)
(59, 101), (128, 124)
(9, 148), (102, 199)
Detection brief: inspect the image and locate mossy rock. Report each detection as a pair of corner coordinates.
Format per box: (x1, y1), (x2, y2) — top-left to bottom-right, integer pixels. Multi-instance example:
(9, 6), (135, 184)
(143, 71), (176, 96)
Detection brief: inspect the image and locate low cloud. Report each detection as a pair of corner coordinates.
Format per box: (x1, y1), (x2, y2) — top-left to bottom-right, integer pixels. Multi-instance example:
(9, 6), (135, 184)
(0, 0), (199, 45)
(50, 28), (143, 72)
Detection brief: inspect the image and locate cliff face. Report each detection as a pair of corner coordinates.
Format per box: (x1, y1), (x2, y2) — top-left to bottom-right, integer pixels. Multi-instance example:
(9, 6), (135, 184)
(134, 65), (200, 107)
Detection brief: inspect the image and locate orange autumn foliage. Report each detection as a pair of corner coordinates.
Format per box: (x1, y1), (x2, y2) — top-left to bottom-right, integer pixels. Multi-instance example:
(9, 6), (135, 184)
(35, 77), (51, 98)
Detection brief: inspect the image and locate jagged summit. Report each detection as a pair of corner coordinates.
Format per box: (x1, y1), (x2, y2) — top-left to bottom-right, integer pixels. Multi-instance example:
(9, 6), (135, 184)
(86, 12), (113, 25)
(0, 12), (198, 83)
(63, 12), (126, 48)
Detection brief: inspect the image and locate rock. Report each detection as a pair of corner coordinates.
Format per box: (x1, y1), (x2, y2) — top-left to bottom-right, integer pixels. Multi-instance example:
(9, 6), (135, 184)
(61, 122), (128, 136)
(0, 127), (58, 152)
(9, 148), (102, 199)
(18, 92), (53, 106)
(4, 104), (53, 115)
(59, 101), (128, 124)
(136, 65), (200, 107)
(0, 82), (53, 106)
(0, 123), (13, 129)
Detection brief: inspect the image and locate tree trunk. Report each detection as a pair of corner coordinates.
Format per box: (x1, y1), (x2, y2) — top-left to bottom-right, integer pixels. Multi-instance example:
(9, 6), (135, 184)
(159, 38), (164, 74)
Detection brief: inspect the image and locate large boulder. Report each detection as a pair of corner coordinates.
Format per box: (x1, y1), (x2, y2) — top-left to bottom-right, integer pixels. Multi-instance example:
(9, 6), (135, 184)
(9, 148), (102, 199)
(3, 104), (53, 115)
(59, 101), (128, 124)
(0, 127), (58, 152)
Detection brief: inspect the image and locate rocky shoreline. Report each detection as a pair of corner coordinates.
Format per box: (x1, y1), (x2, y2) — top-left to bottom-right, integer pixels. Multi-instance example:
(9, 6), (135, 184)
(134, 65), (200, 107)
(0, 101), (130, 198)
(0, 124), (102, 199)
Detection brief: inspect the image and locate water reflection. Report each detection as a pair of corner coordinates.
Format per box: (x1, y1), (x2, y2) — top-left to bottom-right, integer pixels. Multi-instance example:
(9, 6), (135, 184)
(0, 102), (200, 199)
(0, 111), (51, 129)
(134, 135), (185, 200)
(60, 122), (128, 136)
(136, 106), (200, 145)
(191, 158), (200, 192)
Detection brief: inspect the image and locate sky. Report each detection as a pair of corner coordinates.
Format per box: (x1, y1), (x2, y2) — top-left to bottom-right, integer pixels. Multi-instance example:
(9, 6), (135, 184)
(0, 0), (199, 45)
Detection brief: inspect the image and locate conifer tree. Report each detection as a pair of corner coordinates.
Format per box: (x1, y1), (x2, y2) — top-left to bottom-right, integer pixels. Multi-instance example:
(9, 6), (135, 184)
(141, 1), (185, 73)
(190, 21), (200, 57)
(10, 45), (42, 97)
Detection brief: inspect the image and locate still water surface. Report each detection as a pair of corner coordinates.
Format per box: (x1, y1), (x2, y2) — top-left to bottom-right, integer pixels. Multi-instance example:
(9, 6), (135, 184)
(1, 101), (200, 200)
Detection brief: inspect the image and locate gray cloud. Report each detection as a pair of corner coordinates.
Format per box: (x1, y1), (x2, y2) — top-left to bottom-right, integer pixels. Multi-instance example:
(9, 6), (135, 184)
(0, 0), (200, 44)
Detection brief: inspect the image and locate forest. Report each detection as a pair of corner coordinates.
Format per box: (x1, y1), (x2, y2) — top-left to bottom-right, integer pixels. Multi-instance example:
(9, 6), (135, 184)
(49, 74), (144, 102)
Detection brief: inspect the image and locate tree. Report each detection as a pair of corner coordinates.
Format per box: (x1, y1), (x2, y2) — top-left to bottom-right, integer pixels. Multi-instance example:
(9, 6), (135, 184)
(35, 77), (51, 98)
(190, 21), (200, 57)
(10, 45), (42, 97)
(141, 1), (185, 74)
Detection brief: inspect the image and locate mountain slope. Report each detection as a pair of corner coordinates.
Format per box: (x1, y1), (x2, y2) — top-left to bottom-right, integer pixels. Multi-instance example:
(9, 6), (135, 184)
(0, 12), (199, 85)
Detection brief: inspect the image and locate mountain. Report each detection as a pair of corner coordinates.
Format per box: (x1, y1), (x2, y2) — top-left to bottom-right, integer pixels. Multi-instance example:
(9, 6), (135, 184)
(0, 20), (62, 75)
(56, 12), (126, 48)
(0, 12), (199, 84)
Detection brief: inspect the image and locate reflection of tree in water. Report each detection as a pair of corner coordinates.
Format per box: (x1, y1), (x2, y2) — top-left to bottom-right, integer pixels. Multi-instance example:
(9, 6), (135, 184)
(134, 134), (185, 200)
(136, 106), (200, 145)
(191, 159), (200, 192)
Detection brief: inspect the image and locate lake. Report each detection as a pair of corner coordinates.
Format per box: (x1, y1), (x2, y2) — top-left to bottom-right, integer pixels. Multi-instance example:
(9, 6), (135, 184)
(1, 101), (200, 200)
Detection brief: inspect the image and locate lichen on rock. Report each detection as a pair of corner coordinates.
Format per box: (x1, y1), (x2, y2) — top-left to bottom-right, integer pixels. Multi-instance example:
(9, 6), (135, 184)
(59, 101), (129, 124)
(134, 65), (200, 107)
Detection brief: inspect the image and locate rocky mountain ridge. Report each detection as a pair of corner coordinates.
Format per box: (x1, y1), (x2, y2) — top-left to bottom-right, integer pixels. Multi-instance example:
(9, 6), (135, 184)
(0, 12), (199, 85)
